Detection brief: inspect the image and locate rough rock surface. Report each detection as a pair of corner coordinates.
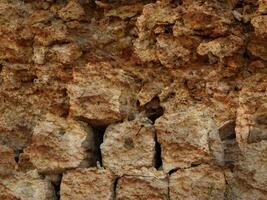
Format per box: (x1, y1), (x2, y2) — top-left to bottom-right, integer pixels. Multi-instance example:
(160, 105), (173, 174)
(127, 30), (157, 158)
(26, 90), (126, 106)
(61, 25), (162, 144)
(155, 104), (222, 172)
(169, 164), (226, 200)
(0, 0), (266, 199)
(60, 168), (115, 200)
(101, 118), (156, 175)
(22, 114), (95, 174)
(0, 170), (55, 200)
(116, 172), (168, 200)
(0, 144), (17, 176)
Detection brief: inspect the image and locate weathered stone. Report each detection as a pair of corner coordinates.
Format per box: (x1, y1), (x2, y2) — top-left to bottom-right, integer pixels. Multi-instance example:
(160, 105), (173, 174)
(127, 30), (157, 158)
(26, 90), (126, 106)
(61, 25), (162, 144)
(101, 118), (156, 176)
(169, 164), (226, 200)
(116, 172), (168, 200)
(236, 75), (267, 148)
(0, 170), (55, 200)
(155, 104), (220, 172)
(60, 168), (115, 200)
(48, 43), (82, 64)
(22, 113), (95, 174)
(234, 141), (267, 192)
(58, 1), (85, 21)
(225, 170), (267, 200)
(68, 62), (139, 125)
(0, 144), (17, 176)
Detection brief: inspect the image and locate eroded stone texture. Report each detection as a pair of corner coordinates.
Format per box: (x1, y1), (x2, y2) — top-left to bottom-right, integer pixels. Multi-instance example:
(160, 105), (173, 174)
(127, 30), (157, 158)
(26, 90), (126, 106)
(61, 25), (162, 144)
(155, 104), (221, 172)
(60, 168), (115, 200)
(101, 118), (156, 176)
(169, 164), (226, 200)
(0, 145), (17, 176)
(0, 170), (55, 200)
(22, 114), (95, 174)
(236, 74), (267, 148)
(116, 173), (168, 200)
(68, 62), (140, 126)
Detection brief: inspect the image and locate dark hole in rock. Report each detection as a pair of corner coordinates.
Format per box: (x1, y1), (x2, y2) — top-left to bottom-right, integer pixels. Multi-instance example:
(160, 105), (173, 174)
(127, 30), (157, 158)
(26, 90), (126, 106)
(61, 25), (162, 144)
(219, 120), (236, 140)
(140, 97), (164, 124)
(124, 137), (134, 150)
(92, 125), (107, 167)
(155, 134), (162, 169)
(14, 149), (23, 163)
(256, 114), (267, 125)
(248, 128), (267, 144)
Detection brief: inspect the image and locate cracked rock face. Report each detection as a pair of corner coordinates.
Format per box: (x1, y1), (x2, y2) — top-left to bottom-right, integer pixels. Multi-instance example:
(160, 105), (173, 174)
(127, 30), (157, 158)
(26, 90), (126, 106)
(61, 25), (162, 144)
(0, 0), (267, 199)
(101, 118), (156, 176)
(60, 168), (115, 200)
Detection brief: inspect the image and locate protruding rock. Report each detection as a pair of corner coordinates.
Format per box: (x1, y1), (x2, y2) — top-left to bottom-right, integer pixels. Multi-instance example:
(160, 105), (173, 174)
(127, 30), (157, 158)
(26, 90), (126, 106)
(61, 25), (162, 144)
(169, 164), (226, 200)
(155, 104), (220, 172)
(0, 170), (55, 200)
(23, 113), (95, 174)
(67, 62), (139, 125)
(60, 168), (115, 200)
(116, 173), (168, 200)
(101, 118), (156, 176)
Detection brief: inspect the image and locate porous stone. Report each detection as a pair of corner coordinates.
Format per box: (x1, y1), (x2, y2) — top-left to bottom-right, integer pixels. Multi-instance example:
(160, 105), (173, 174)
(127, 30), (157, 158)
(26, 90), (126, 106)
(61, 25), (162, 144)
(22, 113), (95, 174)
(101, 118), (156, 176)
(67, 62), (139, 125)
(169, 164), (226, 200)
(0, 144), (17, 176)
(0, 170), (55, 200)
(155, 104), (221, 173)
(60, 168), (115, 200)
(116, 173), (168, 200)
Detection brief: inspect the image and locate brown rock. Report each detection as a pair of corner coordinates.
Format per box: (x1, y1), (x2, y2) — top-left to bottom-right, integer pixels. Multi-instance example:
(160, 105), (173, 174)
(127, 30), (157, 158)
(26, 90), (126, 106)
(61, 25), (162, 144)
(48, 43), (82, 64)
(0, 170), (55, 200)
(67, 62), (139, 125)
(169, 164), (226, 200)
(116, 173), (168, 200)
(58, 0), (85, 21)
(101, 118), (156, 176)
(23, 113), (95, 174)
(60, 168), (115, 200)
(0, 145), (17, 176)
(235, 75), (267, 147)
(155, 104), (220, 172)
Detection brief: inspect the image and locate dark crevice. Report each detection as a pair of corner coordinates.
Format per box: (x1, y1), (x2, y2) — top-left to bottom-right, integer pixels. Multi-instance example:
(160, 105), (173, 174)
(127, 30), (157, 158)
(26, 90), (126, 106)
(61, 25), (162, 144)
(14, 149), (23, 163)
(52, 174), (62, 200)
(219, 121), (241, 169)
(168, 168), (179, 175)
(154, 134), (162, 169)
(92, 125), (107, 167)
(139, 97), (164, 124)
(113, 177), (119, 200)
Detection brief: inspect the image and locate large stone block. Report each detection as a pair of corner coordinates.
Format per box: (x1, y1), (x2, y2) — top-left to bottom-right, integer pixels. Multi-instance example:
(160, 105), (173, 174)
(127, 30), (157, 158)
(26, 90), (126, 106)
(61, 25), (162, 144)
(0, 170), (55, 200)
(22, 113), (95, 174)
(169, 164), (226, 200)
(101, 118), (156, 176)
(67, 62), (139, 125)
(60, 168), (115, 200)
(155, 104), (221, 172)
(116, 172), (168, 200)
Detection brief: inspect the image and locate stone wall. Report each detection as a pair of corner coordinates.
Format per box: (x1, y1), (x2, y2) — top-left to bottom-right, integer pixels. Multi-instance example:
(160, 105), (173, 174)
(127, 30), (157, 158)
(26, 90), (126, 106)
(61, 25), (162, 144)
(0, 0), (266, 199)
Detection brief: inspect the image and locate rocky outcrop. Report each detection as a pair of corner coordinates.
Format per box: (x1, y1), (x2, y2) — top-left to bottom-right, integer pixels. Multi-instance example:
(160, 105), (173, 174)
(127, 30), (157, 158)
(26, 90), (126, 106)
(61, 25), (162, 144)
(0, 0), (266, 199)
